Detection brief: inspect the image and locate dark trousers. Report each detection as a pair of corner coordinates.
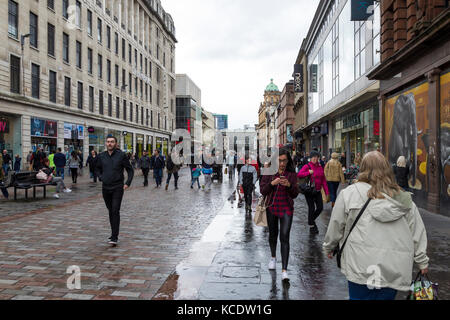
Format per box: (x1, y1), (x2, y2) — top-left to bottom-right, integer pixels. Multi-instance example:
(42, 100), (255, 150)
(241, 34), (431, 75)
(56, 167), (65, 180)
(142, 168), (150, 186)
(166, 171), (179, 187)
(327, 181), (340, 203)
(243, 185), (254, 209)
(70, 168), (78, 183)
(305, 191), (323, 226)
(266, 211), (293, 270)
(348, 281), (397, 300)
(153, 168), (163, 186)
(90, 171), (98, 182)
(1, 187), (8, 199)
(102, 188), (124, 241)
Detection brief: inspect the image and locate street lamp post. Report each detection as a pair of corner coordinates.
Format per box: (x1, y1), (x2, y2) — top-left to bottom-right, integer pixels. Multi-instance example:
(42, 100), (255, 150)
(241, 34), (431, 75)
(20, 34), (31, 96)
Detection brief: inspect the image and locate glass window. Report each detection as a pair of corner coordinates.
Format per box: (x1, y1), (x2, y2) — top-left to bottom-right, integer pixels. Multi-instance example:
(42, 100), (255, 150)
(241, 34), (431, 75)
(108, 94), (112, 117)
(48, 23), (55, 56)
(76, 41), (82, 68)
(49, 70), (57, 103)
(107, 59), (111, 83)
(107, 26), (111, 49)
(87, 10), (92, 36)
(77, 82), (83, 109)
(87, 48), (93, 74)
(89, 86), (94, 112)
(31, 63), (40, 98)
(373, 3), (381, 66)
(339, 0), (354, 91)
(76, 1), (81, 27)
(30, 12), (38, 48)
(99, 90), (104, 114)
(116, 97), (120, 119)
(97, 18), (102, 43)
(63, 33), (69, 63)
(115, 64), (119, 86)
(8, 0), (19, 39)
(64, 77), (71, 106)
(98, 54), (102, 79)
(123, 100), (127, 120)
(324, 31), (332, 104)
(115, 32), (119, 54)
(62, 0), (68, 19)
(47, 0), (54, 10)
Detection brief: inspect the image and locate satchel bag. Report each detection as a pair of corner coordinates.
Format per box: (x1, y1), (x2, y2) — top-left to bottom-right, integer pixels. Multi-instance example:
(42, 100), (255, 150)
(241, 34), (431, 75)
(333, 198), (371, 269)
(254, 184), (278, 228)
(299, 164), (319, 195)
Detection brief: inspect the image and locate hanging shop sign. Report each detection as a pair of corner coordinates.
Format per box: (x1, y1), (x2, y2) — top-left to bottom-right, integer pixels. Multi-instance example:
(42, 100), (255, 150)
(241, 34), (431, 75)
(310, 64), (318, 93)
(293, 64), (304, 93)
(351, 0), (375, 21)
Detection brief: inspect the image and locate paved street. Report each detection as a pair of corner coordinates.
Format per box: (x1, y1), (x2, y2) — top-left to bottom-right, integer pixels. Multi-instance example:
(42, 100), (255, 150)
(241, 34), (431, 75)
(0, 168), (448, 300)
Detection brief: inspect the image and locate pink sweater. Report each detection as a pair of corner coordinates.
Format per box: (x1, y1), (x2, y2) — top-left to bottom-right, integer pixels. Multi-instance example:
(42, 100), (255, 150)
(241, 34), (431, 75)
(297, 161), (329, 195)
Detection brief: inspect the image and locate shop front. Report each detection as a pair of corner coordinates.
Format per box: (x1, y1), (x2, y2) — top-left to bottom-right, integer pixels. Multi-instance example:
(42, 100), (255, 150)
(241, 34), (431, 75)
(136, 134), (144, 158)
(162, 138), (169, 157)
(31, 117), (58, 155)
(88, 126), (105, 153)
(0, 113), (21, 158)
(64, 122), (85, 154)
(156, 137), (163, 154)
(123, 131), (133, 154)
(147, 135), (153, 154)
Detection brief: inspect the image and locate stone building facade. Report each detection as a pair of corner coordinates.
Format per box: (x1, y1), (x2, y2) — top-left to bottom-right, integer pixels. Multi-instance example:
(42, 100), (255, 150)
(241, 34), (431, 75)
(276, 81), (295, 148)
(0, 0), (176, 164)
(257, 79), (281, 151)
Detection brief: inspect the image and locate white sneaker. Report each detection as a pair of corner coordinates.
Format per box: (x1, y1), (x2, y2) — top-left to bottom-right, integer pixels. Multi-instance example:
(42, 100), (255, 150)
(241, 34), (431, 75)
(282, 271), (289, 281)
(53, 194), (60, 199)
(64, 189), (72, 193)
(268, 258), (276, 270)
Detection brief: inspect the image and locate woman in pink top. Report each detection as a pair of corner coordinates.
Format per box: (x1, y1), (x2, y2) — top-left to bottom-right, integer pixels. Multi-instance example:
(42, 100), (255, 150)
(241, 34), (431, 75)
(297, 151), (329, 234)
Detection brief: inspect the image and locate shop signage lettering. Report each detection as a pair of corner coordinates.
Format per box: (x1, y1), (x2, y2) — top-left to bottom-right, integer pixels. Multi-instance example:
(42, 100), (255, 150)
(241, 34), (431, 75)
(0, 120), (9, 133)
(88, 127), (95, 133)
(351, 0), (375, 21)
(373, 120), (380, 136)
(310, 64), (318, 93)
(343, 113), (361, 129)
(293, 64), (304, 93)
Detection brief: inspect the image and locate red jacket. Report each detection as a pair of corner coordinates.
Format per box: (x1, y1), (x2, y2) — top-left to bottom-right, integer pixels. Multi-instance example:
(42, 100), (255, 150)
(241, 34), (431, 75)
(297, 161), (329, 195)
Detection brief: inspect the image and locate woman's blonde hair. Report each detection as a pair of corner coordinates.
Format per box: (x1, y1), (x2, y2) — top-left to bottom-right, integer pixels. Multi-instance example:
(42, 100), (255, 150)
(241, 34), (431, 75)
(397, 156), (407, 168)
(357, 151), (402, 199)
(354, 153), (362, 166)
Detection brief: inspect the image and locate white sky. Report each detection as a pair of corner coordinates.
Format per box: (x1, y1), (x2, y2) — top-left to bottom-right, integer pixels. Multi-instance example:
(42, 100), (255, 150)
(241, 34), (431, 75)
(163, 0), (317, 130)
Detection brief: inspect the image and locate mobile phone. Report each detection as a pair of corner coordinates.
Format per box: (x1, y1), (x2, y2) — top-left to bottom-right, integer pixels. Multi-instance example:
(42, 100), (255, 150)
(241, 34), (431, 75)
(280, 176), (286, 179)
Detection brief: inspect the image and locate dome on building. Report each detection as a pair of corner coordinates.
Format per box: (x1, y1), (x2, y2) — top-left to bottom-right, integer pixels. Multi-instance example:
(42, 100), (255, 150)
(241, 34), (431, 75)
(265, 79), (279, 92)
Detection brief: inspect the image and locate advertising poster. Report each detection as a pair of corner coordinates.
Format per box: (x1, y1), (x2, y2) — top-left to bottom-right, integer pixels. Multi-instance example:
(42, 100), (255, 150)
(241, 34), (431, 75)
(440, 71), (450, 201)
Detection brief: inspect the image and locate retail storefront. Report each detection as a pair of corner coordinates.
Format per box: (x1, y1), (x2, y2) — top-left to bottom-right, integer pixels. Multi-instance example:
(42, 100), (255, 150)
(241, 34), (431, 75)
(31, 117), (58, 154)
(123, 131), (133, 154)
(88, 127), (105, 153)
(147, 135), (153, 154)
(156, 137), (163, 153)
(64, 122), (85, 154)
(136, 134), (144, 158)
(162, 138), (169, 157)
(0, 113), (21, 157)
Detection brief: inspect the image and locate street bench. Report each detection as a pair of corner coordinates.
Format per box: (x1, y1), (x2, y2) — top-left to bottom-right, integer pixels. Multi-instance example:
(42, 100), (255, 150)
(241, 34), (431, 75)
(4, 171), (56, 200)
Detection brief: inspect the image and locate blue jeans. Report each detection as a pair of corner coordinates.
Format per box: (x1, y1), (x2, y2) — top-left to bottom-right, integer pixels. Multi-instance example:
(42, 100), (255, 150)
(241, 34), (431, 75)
(348, 281), (397, 300)
(1, 187), (8, 199)
(191, 177), (200, 188)
(154, 168), (163, 186)
(56, 167), (65, 180)
(327, 181), (340, 203)
(2, 164), (10, 175)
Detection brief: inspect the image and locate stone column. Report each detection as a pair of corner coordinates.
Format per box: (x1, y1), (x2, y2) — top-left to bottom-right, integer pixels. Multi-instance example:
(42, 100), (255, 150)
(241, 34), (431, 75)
(426, 68), (441, 213)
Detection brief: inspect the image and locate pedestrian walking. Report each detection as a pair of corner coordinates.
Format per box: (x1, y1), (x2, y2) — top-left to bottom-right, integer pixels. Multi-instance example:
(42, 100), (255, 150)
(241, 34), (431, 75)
(191, 165), (202, 189)
(96, 135), (134, 246)
(86, 150), (99, 183)
(53, 148), (66, 179)
(298, 150), (329, 234)
(320, 156), (327, 168)
(324, 152), (345, 208)
(166, 154), (180, 190)
(2, 150), (12, 175)
(227, 151), (236, 181)
(260, 149), (300, 282)
(202, 161), (213, 191)
(13, 154), (21, 173)
(31, 147), (45, 171)
(77, 150), (84, 176)
(68, 151), (80, 184)
(26, 151), (33, 167)
(323, 151), (429, 300)
(239, 156), (258, 214)
(39, 158), (72, 199)
(0, 161), (9, 199)
(140, 151), (151, 187)
(48, 151), (55, 172)
(150, 149), (165, 188)
(393, 156), (410, 191)
(339, 152), (347, 169)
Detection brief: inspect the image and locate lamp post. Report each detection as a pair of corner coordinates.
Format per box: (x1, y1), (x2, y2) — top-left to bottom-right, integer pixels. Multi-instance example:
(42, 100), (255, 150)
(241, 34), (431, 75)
(20, 34), (31, 96)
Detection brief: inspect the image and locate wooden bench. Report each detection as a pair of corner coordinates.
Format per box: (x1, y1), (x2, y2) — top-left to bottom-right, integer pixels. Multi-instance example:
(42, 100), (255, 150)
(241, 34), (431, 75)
(6, 171), (56, 200)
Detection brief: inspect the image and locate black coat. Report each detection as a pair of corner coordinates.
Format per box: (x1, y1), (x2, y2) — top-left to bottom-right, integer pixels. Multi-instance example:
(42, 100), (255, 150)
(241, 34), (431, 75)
(393, 165), (410, 189)
(96, 149), (134, 190)
(86, 155), (98, 172)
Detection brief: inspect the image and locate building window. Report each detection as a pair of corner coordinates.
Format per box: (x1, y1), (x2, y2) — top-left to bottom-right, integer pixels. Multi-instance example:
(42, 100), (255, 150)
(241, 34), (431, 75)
(99, 90), (104, 114)
(106, 26), (111, 49)
(30, 12), (38, 48)
(135, 77), (138, 96)
(157, 44), (160, 60)
(87, 9), (92, 36)
(49, 70), (57, 103)
(140, 54), (143, 72)
(8, 0), (18, 39)
(107, 59), (111, 83)
(87, 48), (93, 74)
(114, 32), (119, 54)
(157, 67), (161, 83)
(64, 77), (71, 106)
(136, 105), (139, 124)
(149, 86), (153, 103)
(149, 61), (152, 78)
(129, 44), (132, 64)
(108, 93), (112, 116)
(77, 82), (83, 110)
(31, 63), (40, 99)
(98, 54), (103, 79)
(171, 78), (175, 93)
(89, 86), (94, 112)
(140, 79), (143, 99)
(130, 102), (133, 122)
(157, 89), (160, 106)
(372, 3), (381, 66)
(123, 100), (127, 121)
(146, 109), (149, 126)
(145, 58), (148, 76)
(47, 0), (54, 10)
(354, 21), (366, 79)
(135, 49), (137, 67)
(76, 41), (82, 69)
(332, 22), (339, 97)
(158, 113), (160, 129)
(151, 110), (153, 127)
(122, 38), (126, 60)
(145, 84), (148, 102)
(122, 69), (125, 88)
(116, 97), (120, 119)
(97, 18), (102, 43)
(129, 73), (132, 94)
(62, 0), (69, 19)
(76, 1), (81, 28)
(115, 64), (119, 86)
(141, 107), (144, 125)
(63, 33), (69, 63)
(48, 23), (55, 56)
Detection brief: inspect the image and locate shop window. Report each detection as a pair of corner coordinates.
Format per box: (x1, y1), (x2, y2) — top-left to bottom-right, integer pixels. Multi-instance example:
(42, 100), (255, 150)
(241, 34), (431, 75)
(10, 55), (20, 94)
(31, 63), (40, 99)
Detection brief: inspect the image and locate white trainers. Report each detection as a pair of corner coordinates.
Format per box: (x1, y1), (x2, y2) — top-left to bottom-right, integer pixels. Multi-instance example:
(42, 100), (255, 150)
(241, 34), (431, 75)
(282, 271), (289, 281)
(64, 188), (72, 193)
(268, 258), (276, 270)
(53, 194), (60, 199)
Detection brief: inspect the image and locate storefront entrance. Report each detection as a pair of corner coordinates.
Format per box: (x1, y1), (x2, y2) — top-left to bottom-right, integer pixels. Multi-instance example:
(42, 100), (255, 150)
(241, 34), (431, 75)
(31, 117), (58, 155)
(64, 123), (85, 154)
(0, 113), (21, 157)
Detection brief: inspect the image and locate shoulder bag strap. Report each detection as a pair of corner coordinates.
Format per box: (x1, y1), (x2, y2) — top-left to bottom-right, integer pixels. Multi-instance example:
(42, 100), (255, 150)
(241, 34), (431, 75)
(339, 198), (372, 256)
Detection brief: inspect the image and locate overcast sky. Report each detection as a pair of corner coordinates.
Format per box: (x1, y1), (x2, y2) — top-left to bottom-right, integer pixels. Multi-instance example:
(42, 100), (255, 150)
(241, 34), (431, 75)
(163, 0), (317, 130)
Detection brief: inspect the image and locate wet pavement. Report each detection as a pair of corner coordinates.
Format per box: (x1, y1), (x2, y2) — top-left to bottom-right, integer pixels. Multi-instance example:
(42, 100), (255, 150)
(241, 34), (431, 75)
(0, 168), (449, 300)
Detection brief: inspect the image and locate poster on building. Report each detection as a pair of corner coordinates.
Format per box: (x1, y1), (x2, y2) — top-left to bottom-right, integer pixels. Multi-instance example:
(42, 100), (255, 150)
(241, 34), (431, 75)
(440, 71), (450, 201)
(287, 125), (293, 143)
(385, 81), (429, 192)
(64, 123), (84, 140)
(31, 118), (57, 138)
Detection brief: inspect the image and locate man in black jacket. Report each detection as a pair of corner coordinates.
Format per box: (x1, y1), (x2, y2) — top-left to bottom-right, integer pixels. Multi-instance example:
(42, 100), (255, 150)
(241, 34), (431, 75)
(96, 136), (134, 246)
(140, 150), (151, 187)
(150, 149), (165, 188)
(54, 148), (67, 179)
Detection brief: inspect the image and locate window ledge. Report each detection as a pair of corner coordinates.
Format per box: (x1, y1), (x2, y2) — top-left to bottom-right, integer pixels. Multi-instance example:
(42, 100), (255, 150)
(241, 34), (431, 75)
(48, 54), (56, 60)
(8, 35), (20, 43)
(63, 61), (70, 66)
(30, 46), (39, 52)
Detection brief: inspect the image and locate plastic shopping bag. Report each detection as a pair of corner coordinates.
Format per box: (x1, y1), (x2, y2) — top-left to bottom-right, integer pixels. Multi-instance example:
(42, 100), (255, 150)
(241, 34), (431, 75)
(407, 272), (439, 300)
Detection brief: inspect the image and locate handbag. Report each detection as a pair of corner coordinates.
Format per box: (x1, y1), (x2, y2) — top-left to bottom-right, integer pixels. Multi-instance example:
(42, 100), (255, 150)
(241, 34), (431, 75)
(224, 167), (228, 175)
(321, 188), (330, 203)
(36, 170), (48, 181)
(333, 198), (371, 269)
(254, 184), (278, 228)
(407, 272), (439, 300)
(299, 164), (318, 195)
